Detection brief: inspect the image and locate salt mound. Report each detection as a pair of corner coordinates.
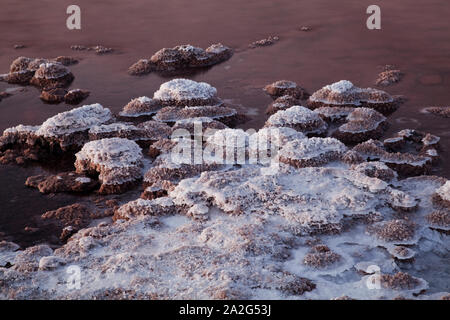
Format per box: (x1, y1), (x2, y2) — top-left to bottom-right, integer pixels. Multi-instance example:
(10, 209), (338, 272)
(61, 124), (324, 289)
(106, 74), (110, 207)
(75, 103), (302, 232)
(129, 43), (232, 75)
(113, 197), (176, 221)
(119, 96), (162, 118)
(278, 137), (347, 168)
(333, 108), (387, 144)
(425, 210), (450, 231)
(75, 138), (143, 194)
(264, 80), (310, 100)
(265, 106), (328, 136)
(37, 103), (113, 142)
(315, 106), (355, 122)
(307, 80), (397, 114)
(172, 117), (228, 137)
(30, 62), (74, 88)
(266, 95), (301, 115)
(350, 161), (396, 182)
(153, 79), (218, 106)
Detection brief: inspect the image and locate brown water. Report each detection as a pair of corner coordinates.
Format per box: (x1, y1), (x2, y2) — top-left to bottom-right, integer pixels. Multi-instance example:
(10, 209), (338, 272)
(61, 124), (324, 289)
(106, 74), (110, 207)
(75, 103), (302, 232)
(0, 0), (449, 246)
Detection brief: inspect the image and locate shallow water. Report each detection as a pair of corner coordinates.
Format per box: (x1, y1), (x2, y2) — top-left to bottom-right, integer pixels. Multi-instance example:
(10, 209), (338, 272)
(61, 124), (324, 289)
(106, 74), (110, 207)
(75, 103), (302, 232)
(0, 0), (449, 246)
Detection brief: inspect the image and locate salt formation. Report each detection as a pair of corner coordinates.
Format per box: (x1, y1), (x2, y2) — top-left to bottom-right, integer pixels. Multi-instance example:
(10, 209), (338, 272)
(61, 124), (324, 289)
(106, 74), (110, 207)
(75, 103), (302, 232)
(302, 245), (342, 268)
(249, 36), (280, 48)
(375, 67), (403, 87)
(425, 210), (450, 231)
(39, 88), (68, 104)
(433, 181), (450, 208)
(265, 106), (328, 136)
(113, 197), (176, 221)
(332, 108), (387, 144)
(171, 117), (228, 137)
(119, 96), (161, 119)
(5, 56), (49, 84)
(74, 138), (144, 194)
(30, 62), (74, 89)
(367, 219), (417, 244)
(424, 106), (450, 118)
(307, 80), (398, 114)
(266, 95), (301, 115)
(278, 137), (347, 168)
(350, 161), (396, 182)
(0, 104), (114, 164)
(25, 172), (99, 194)
(153, 79), (218, 107)
(70, 45), (113, 54)
(88, 120), (171, 146)
(128, 43), (233, 75)
(263, 80), (310, 100)
(352, 139), (433, 177)
(64, 89), (90, 105)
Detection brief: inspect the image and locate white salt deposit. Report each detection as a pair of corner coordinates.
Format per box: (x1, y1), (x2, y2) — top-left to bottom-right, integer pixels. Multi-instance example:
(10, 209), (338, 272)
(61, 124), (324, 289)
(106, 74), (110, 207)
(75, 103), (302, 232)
(436, 181), (450, 202)
(153, 79), (217, 102)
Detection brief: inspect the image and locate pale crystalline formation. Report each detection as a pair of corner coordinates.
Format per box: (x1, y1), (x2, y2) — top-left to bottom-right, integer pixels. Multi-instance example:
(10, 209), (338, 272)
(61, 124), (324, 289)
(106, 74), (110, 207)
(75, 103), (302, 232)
(350, 161), (397, 182)
(263, 80), (310, 100)
(332, 108), (387, 144)
(154, 106), (239, 126)
(113, 197), (176, 221)
(278, 137), (347, 168)
(119, 96), (162, 120)
(307, 80), (398, 115)
(0, 104), (114, 164)
(265, 106), (328, 137)
(153, 78), (219, 107)
(75, 138), (144, 194)
(250, 127), (305, 160)
(171, 117), (228, 137)
(128, 43), (233, 75)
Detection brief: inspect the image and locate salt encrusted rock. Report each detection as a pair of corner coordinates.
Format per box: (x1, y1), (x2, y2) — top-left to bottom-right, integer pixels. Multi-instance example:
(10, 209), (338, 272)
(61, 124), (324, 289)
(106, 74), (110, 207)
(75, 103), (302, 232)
(302, 245), (341, 268)
(265, 106), (328, 137)
(35, 104), (114, 150)
(263, 81), (310, 100)
(128, 43), (232, 75)
(75, 138), (144, 194)
(187, 203), (210, 221)
(38, 256), (66, 271)
(278, 137), (347, 168)
(433, 181), (450, 208)
(89, 121), (171, 145)
(0, 241), (20, 268)
(5, 57), (48, 84)
(172, 117), (228, 137)
(13, 244), (53, 272)
(424, 106), (450, 118)
(249, 36), (280, 48)
(265, 95), (301, 115)
(350, 161), (396, 182)
(380, 272), (425, 291)
(113, 197), (176, 221)
(70, 45), (113, 54)
(387, 246), (416, 261)
(352, 139), (432, 177)
(41, 203), (96, 241)
(153, 79), (219, 107)
(64, 89), (90, 105)
(367, 220), (416, 244)
(171, 166), (389, 234)
(119, 96), (161, 119)
(40, 88), (68, 103)
(307, 80), (398, 115)
(128, 59), (153, 76)
(25, 172), (99, 194)
(30, 62), (74, 89)
(425, 210), (450, 231)
(383, 129), (440, 159)
(154, 105), (239, 126)
(315, 106), (355, 122)
(333, 108), (387, 144)
(389, 189), (419, 212)
(376, 67), (403, 87)
(147, 138), (178, 158)
(140, 180), (174, 200)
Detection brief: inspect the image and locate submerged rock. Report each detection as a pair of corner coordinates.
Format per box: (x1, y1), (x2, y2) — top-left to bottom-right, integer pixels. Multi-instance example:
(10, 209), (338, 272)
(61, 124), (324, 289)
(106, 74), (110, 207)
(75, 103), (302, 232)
(74, 138), (144, 194)
(128, 43), (232, 75)
(423, 106), (450, 118)
(40, 88), (68, 103)
(376, 66), (403, 87)
(249, 36), (280, 48)
(64, 89), (90, 105)
(307, 80), (398, 115)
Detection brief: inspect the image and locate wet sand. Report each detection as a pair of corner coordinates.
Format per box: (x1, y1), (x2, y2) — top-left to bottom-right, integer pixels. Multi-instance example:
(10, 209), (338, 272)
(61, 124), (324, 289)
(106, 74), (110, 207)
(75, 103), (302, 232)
(1, 0), (450, 246)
